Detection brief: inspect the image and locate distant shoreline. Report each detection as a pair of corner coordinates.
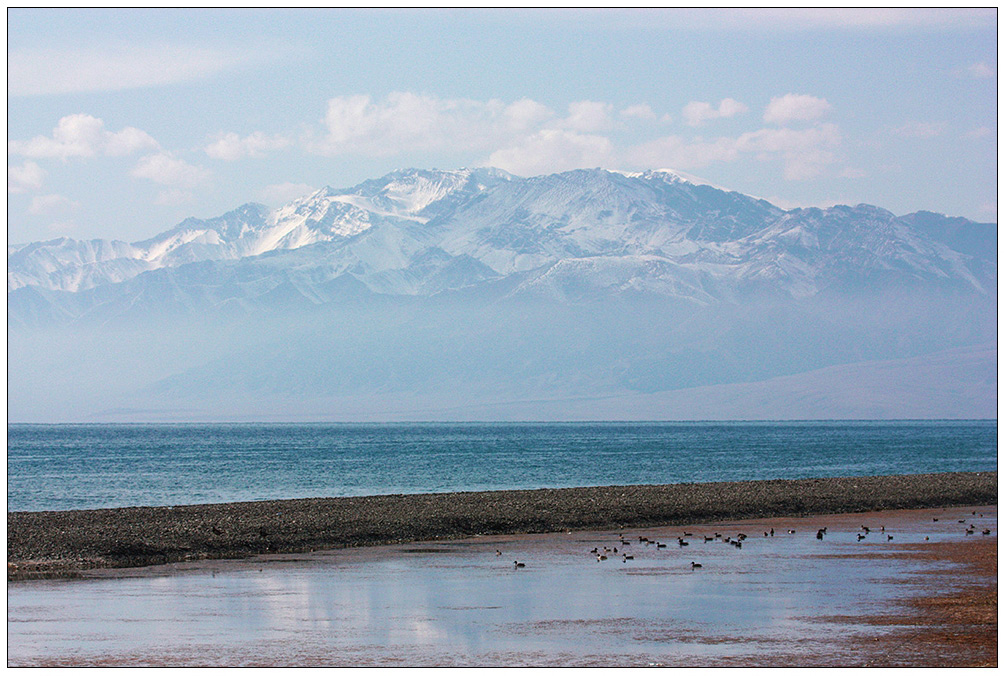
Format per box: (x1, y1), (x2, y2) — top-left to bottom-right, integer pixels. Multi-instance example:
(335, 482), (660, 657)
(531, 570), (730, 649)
(8, 472), (996, 581)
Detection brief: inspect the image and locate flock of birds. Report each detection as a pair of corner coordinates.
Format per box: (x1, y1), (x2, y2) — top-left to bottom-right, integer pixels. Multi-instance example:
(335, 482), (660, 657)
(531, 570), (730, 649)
(505, 510), (993, 571)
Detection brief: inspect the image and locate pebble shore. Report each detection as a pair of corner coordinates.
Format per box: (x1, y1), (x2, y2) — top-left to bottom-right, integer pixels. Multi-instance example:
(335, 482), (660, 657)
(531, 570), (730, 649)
(8, 471), (996, 580)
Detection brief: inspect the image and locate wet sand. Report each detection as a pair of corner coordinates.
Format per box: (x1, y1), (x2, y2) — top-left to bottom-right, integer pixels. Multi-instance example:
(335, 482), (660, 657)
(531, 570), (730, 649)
(7, 504), (996, 667)
(7, 471), (996, 580)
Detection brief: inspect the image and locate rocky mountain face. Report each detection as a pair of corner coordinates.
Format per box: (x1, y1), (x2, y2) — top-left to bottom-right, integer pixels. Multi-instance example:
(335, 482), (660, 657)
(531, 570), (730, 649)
(8, 167), (995, 324)
(7, 167), (996, 421)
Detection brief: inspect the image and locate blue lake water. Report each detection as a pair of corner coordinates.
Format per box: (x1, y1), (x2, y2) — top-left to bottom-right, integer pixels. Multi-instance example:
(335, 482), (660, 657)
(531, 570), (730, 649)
(7, 421), (997, 512)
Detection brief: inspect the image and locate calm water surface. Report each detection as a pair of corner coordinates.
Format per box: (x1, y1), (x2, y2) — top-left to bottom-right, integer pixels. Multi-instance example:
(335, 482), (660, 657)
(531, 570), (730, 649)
(7, 507), (995, 667)
(8, 421), (997, 512)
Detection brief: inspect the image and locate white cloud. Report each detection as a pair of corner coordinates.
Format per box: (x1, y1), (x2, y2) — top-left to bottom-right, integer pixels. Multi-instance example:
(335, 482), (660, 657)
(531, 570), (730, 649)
(309, 92), (561, 157)
(682, 98), (748, 126)
(301, 92), (840, 182)
(8, 43), (274, 97)
(7, 161), (46, 193)
(132, 153), (212, 189)
(562, 101), (614, 132)
(626, 123), (841, 180)
(620, 104), (657, 121)
(487, 129), (614, 176)
(28, 193), (80, 217)
(502, 98), (555, 132)
(763, 94), (832, 125)
(8, 114), (158, 161)
(735, 123), (841, 179)
(258, 182), (317, 205)
(891, 121), (947, 138)
(206, 132), (291, 161)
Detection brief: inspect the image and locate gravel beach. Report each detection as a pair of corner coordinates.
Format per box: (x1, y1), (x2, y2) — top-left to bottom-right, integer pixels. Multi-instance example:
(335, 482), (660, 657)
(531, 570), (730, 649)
(8, 471), (996, 580)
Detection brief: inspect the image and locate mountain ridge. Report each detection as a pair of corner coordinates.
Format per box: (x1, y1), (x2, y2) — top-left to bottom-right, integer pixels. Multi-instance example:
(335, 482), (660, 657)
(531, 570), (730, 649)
(7, 166), (996, 326)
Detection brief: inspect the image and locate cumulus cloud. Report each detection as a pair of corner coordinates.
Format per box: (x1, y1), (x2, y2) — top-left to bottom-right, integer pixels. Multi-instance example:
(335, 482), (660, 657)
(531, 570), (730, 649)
(8, 161), (46, 193)
(308, 92), (564, 157)
(258, 182), (317, 205)
(28, 193), (80, 217)
(620, 104), (658, 121)
(561, 101), (614, 132)
(763, 94), (832, 125)
(302, 92), (840, 182)
(132, 153), (212, 189)
(206, 131), (290, 161)
(626, 123), (841, 180)
(891, 121), (947, 138)
(735, 123), (841, 179)
(487, 129), (614, 177)
(682, 98), (748, 126)
(8, 114), (158, 160)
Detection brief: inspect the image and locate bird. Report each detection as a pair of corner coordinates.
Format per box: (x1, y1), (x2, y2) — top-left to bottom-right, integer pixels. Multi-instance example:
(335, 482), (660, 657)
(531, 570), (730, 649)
(816, 529), (824, 540)
(690, 562), (702, 569)
(982, 528), (991, 535)
(514, 561), (525, 569)
(857, 534), (866, 541)
(887, 535), (893, 541)
(623, 554), (634, 561)
(496, 549), (502, 556)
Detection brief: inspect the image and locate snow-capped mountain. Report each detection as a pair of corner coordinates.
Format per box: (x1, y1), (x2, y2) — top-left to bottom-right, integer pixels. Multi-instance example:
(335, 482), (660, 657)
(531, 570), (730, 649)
(7, 167), (996, 322)
(8, 167), (996, 422)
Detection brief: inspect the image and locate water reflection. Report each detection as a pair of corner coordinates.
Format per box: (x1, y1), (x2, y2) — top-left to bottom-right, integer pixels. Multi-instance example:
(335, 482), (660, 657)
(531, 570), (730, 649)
(8, 506), (994, 666)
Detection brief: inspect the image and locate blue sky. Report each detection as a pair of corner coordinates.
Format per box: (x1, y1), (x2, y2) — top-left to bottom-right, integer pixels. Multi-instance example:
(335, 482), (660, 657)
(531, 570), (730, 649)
(7, 8), (997, 243)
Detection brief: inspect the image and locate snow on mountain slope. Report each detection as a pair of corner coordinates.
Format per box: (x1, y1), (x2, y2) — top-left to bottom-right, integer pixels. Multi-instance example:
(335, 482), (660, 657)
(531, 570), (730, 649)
(7, 167), (996, 314)
(6, 168), (511, 293)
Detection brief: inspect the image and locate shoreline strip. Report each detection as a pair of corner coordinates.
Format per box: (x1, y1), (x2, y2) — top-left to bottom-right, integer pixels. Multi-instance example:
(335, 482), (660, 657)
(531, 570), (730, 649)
(8, 471), (996, 580)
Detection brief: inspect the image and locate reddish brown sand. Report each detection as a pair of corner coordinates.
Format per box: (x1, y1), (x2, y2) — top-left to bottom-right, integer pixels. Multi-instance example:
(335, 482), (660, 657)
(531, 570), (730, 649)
(840, 537), (997, 668)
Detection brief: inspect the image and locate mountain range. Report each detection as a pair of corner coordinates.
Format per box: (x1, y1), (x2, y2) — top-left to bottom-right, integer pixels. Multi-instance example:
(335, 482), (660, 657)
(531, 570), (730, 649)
(7, 167), (997, 421)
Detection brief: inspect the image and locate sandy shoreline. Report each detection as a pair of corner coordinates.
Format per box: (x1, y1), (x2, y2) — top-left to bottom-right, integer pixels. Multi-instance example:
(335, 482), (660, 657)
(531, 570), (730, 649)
(8, 471), (996, 580)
